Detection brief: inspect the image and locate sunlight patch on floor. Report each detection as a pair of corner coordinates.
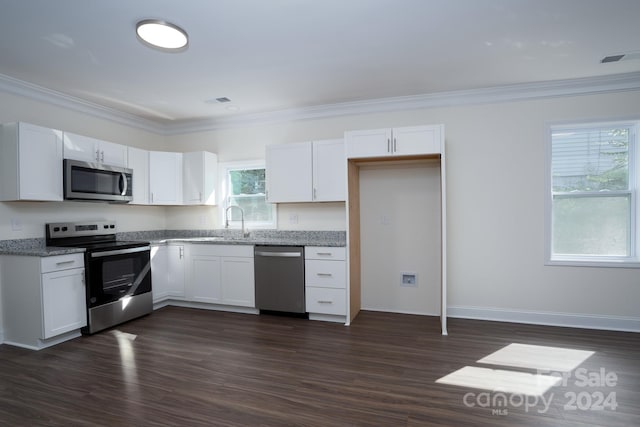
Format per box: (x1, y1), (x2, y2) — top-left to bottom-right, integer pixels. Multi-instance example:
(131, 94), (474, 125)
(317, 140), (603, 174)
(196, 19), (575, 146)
(477, 343), (594, 372)
(436, 366), (561, 396)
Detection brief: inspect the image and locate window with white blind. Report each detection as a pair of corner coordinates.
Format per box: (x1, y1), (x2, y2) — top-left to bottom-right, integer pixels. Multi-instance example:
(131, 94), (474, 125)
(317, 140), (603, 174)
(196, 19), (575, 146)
(547, 121), (639, 267)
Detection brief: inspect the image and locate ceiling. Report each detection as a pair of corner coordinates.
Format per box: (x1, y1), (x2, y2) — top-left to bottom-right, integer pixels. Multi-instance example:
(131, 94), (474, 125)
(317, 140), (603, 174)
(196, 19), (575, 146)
(1, 0), (640, 131)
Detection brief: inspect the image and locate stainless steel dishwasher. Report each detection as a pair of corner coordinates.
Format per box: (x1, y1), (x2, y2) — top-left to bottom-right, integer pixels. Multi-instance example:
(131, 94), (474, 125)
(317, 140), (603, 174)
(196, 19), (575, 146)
(254, 246), (305, 314)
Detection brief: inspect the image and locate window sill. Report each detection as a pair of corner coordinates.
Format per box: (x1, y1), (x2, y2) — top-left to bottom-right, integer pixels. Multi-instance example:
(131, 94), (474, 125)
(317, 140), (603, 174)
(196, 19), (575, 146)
(546, 258), (640, 269)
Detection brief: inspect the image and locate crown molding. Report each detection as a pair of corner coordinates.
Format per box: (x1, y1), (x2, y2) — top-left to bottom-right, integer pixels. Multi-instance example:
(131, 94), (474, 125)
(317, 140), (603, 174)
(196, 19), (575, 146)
(0, 73), (166, 134)
(2, 71), (640, 136)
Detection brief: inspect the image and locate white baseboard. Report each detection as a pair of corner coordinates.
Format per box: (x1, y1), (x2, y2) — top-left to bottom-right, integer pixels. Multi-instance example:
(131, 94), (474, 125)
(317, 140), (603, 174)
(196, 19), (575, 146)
(154, 299), (259, 315)
(447, 306), (640, 333)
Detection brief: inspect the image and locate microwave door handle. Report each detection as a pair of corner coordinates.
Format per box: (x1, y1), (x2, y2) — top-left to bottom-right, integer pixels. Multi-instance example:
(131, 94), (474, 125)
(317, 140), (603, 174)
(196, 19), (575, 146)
(120, 172), (128, 196)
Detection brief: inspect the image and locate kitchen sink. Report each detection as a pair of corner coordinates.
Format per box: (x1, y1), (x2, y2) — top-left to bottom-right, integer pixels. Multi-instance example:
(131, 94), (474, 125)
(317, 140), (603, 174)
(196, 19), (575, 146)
(178, 237), (229, 242)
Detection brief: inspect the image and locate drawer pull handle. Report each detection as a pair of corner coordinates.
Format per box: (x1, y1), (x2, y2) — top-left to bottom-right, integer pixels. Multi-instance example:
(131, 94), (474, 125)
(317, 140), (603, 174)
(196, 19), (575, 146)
(55, 260), (76, 266)
(316, 252), (332, 256)
(317, 273), (332, 277)
(318, 300), (333, 304)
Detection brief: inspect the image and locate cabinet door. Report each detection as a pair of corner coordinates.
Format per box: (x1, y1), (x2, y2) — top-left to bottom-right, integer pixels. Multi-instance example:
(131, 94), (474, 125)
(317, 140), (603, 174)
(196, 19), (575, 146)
(221, 257), (255, 307)
(127, 146), (149, 205)
(183, 151), (204, 204)
(266, 142), (312, 203)
(345, 128), (392, 159)
(393, 125), (442, 156)
(187, 255), (222, 303)
(17, 123), (63, 201)
(99, 140), (128, 167)
(183, 151), (217, 205)
(149, 151), (183, 205)
(167, 245), (185, 298)
(63, 132), (99, 162)
(41, 268), (87, 339)
(312, 139), (345, 202)
(151, 245), (169, 303)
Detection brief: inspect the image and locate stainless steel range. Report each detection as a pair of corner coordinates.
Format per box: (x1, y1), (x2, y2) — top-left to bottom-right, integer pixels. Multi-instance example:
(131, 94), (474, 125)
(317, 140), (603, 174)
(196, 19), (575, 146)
(45, 221), (152, 334)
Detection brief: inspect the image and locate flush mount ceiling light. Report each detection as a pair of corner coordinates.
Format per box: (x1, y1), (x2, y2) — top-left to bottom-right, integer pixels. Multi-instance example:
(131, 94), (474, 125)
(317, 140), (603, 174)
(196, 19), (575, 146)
(136, 19), (188, 52)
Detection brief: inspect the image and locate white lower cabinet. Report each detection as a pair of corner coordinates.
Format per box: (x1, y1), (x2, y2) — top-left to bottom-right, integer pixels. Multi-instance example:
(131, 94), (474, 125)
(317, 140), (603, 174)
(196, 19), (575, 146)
(41, 267), (87, 339)
(305, 287), (346, 316)
(221, 257), (255, 307)
(188, 253), (222, 303)
(185, 244), (255, 308)
(0, 253), (87, 350)
(305, 246), (346, 320)
(151, 244), (185, 303)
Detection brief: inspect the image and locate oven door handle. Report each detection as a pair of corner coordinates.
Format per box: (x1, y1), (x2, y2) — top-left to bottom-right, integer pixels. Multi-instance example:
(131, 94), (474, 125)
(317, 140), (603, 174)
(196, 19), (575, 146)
(90, 246), (150, 258)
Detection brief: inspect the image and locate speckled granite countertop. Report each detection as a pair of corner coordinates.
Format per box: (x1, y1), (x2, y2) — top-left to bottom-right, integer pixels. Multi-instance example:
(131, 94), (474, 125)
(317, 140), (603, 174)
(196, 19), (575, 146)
(0, 238), (86, 257)
(0, 230), (346, 257)
(122, 229), (346, 248)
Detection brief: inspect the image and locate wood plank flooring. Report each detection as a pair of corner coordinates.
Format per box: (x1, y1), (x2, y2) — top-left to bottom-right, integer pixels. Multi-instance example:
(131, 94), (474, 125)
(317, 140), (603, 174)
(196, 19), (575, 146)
(1, 307), (639, 426)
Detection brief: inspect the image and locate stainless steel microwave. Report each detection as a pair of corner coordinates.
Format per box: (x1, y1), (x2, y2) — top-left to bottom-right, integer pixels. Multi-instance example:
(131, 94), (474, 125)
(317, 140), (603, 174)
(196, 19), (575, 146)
(64, 159), (133, 203)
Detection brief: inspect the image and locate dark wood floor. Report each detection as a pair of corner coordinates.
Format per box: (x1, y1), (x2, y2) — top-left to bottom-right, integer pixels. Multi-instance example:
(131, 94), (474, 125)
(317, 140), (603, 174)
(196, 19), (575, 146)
(0, 307), (638, 426)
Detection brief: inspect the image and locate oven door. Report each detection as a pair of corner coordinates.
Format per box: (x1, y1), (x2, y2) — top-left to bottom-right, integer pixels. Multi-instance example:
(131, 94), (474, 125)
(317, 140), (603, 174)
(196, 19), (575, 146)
(86, 246), (151, 308)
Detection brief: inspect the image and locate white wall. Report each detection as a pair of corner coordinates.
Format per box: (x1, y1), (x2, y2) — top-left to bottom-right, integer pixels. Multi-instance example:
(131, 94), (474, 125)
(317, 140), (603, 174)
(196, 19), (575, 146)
(360, 162), (441, 315)
(2, 87), (640, 335)
(0, 91), (167, 338)
(165, 89), (640, 325)
(0, 91), (168, 240)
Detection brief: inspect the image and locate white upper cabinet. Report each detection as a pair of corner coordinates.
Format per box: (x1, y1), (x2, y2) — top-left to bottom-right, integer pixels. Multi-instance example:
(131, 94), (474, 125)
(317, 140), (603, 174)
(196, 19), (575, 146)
(62, 131), (128, 167)
(0, 122), (63, 201)
(266, 139), (345, 203)
(312, 139), (345, 202)
(149, 151), (183, 205)
(183, 151), (218, 205)
(127, 146), (149, 205)
(345, 124), (443, 158)
(266, 141), (313, 203)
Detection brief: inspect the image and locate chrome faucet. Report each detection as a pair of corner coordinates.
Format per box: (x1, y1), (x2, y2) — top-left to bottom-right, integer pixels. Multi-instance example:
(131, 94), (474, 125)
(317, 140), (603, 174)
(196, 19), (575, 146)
(225, 205), (249, 237)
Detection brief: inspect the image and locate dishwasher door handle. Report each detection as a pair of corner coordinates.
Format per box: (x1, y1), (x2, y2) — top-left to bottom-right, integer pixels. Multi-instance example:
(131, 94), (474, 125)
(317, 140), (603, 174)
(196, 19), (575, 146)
(255, 251), (302, 258)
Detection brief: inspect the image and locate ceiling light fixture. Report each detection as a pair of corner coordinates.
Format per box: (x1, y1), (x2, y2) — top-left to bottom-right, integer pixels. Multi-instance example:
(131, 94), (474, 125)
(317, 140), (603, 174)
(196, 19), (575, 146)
(136, 19), (188, 52)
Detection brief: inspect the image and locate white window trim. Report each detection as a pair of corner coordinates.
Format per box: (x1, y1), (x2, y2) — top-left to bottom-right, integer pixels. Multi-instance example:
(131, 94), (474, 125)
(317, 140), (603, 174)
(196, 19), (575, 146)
(544, 119), (640, 268)
(218, 160), (277, 230)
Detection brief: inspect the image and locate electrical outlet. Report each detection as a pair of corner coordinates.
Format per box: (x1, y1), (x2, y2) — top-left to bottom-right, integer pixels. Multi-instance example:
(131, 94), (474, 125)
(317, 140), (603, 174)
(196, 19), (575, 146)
(11, 218), (23, 231)
(381, 215), (391, 225)
(401, 272), (418, 287)
(289, 214), (299, 224)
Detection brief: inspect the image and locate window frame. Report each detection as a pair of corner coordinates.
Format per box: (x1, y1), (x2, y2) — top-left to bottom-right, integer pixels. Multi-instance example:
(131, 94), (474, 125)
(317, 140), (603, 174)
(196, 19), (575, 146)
(218, 160), (277, 230)
(545, 119), (640, 268)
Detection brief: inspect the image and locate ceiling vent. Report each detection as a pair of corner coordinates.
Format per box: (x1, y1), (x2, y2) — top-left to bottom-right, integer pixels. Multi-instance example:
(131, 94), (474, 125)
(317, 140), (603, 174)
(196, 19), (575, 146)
(601, 54), (625, 63)
(215, 97), (232, 103)
(601, 51), (640, 63)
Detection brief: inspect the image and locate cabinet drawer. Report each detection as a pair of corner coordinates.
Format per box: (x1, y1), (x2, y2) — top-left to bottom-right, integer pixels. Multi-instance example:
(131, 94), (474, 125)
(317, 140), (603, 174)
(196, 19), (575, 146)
(41, 253), (85, 273)
(305, 260), (345, 288)
(305, 287), (346, 315)
(305, 246), (346, 260)
(187, 244), (253, 258)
